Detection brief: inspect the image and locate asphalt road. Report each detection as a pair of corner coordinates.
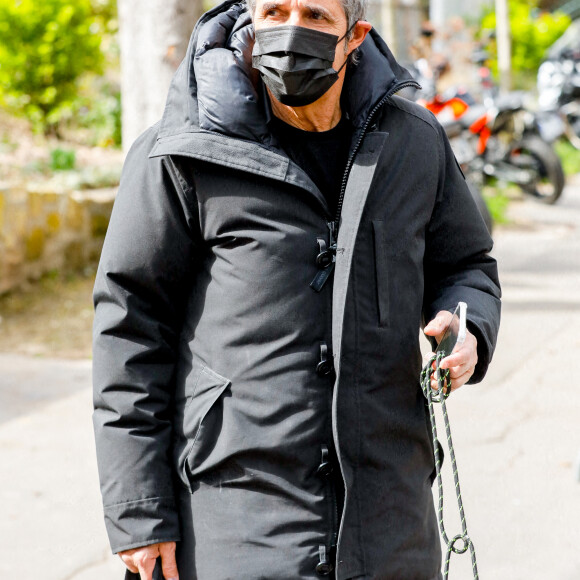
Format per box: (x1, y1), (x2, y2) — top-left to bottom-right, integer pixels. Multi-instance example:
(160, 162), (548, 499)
(429, 183), (580, 579)
(1, 182), (579, 579)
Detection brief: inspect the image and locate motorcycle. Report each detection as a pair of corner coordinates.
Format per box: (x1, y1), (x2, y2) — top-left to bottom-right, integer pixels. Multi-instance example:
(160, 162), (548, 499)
(414, 72), (565, 205)
(537, 20), (580, 150)
(405, 62), (493, 232)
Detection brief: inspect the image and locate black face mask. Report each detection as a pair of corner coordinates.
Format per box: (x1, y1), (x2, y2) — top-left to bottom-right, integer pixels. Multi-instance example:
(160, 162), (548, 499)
(252, 24), (353, 107)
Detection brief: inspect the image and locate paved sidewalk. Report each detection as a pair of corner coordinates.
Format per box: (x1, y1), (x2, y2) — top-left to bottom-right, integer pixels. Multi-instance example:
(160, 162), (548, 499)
(0, 355), (123, 579)
(429, 183), (580, 579)
(2, 183), (580, 579)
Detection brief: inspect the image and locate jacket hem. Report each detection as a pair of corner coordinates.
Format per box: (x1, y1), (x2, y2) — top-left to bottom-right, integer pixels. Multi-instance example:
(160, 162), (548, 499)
(103, 495), (175, 509)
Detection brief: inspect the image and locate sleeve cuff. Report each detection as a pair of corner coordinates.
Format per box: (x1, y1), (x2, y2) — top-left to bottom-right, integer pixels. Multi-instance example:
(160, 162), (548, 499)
(465, 320), (489, 385)
(103, 496), (181, 554)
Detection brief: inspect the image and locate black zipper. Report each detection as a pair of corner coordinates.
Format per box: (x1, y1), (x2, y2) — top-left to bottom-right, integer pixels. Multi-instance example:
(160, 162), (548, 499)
(325, 78), (419, 567)
(334, 79), (420, 224)
(329, 462), (339, 548)
(310, 221), (338, 292)
(328, 382), (339, 552)
(313, 78), (420, 571)
(310, 79), (418, 294)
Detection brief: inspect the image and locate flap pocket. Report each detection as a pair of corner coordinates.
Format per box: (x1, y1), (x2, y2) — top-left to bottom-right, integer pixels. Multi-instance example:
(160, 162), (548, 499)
(181, 365), (231, 491)
(185, 365), (230, 410)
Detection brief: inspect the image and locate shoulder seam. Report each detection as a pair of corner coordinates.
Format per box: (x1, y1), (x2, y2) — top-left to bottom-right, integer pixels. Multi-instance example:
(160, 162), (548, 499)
(384, 97), (440, 135)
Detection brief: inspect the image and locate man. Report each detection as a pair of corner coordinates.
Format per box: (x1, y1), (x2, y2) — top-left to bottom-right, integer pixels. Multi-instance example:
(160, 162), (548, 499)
(92, 0), (501, 578)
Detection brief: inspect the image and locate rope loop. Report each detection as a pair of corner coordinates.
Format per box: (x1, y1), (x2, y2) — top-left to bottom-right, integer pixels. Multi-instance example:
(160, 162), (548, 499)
(449, 533), (470, 555)
(421, 352), (479, 579)
(421, 352), (451, 403)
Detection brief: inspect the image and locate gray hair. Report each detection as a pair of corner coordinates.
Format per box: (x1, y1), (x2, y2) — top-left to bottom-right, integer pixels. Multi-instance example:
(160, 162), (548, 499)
(246, 0), (368, 48)
(341, 0), (368, 37)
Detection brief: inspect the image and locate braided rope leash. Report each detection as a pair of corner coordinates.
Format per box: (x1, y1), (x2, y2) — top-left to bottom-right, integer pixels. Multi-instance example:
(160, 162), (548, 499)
(421, 352), (479, 579)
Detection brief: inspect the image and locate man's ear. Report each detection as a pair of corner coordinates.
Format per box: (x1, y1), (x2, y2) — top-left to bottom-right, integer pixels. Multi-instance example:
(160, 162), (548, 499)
(347, 21), (372, 53)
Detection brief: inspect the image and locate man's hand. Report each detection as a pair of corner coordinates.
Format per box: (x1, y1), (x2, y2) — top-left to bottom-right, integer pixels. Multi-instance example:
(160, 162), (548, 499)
(119, 541), (178, 580)
(424, 310), (478, 393)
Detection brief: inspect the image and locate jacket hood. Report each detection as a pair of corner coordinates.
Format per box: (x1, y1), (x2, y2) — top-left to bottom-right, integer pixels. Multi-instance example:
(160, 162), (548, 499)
(155, 0), (417, 148)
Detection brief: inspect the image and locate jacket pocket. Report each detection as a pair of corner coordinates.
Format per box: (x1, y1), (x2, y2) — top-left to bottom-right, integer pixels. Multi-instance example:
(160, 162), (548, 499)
(372, 220), (390, 327)
(182, 365), (231, 492)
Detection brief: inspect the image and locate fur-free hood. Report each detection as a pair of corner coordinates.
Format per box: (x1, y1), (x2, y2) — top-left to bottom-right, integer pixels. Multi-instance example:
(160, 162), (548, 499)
(151, 0), (418, 153)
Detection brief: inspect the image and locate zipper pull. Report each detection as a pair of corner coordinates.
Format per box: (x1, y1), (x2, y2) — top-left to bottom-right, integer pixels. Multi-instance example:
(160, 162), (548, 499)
(310, 221), (338, 292)
(328, 220), (338, 247)
(316, 342), (334, 376)
(315, 544), (334, 576)
(310, 261), (335, 292)
(316, 444), (333, 477)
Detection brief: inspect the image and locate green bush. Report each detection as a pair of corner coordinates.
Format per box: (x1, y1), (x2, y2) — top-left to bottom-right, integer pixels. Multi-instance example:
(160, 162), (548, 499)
(554, 139), (580, 177)
(482, 187), (511, 225)
(0, 0), (105, 133)
(50, 148), (76, 171)
(76, 83), (122, 147)
(480, 0), (571, 88)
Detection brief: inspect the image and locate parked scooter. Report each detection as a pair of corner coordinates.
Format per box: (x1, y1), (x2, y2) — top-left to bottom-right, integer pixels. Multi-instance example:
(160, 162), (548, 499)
(473, 47), (569, 158)
(403, 62), (493, 232)
(412, 60), (565, 205)
(441, 98), (565, 204)
(537, 20), (580, 150)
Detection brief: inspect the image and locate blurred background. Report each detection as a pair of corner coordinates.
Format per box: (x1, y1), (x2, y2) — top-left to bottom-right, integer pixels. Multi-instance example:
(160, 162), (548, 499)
(0, 0), (579, 578)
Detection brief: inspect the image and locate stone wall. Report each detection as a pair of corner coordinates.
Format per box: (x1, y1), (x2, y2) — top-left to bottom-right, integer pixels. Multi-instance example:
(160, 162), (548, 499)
(0, 182), (115, 294)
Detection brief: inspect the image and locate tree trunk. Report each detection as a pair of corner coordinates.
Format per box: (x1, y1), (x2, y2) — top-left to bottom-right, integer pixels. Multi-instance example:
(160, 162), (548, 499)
(118, 0), (202, 152)
(495, 0), (511, 94)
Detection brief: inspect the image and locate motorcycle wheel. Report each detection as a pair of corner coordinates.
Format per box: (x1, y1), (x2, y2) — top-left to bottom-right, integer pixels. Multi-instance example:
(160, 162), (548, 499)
(467, 179), (493, 234)
(510, 136), (565, 204)
(562, 105), (580, 150)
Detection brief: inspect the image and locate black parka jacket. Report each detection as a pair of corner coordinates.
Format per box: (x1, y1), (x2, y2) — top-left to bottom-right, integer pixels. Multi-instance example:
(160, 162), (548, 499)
(93, 2), (501, 579)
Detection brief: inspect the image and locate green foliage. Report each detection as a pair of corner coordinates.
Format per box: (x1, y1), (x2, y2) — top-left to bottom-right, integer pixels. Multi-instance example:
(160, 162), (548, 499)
(76, 84), (122, 147)
(0, 0), (105, 133)
(482, 186), (511, 225)
(91, 0), (117, 23)
(76, 1), (121, 147)
(554, 138), (580, 176)
(480, 0), (571, 88)
(50, 148), (76, 171)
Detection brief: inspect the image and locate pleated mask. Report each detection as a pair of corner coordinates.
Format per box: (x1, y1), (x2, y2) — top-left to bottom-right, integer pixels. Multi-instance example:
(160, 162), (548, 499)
(252, 24), (352, 107)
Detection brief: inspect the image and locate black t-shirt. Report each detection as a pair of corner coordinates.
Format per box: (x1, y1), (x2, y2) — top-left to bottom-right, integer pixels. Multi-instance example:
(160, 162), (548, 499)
(270, 115), (353, 216)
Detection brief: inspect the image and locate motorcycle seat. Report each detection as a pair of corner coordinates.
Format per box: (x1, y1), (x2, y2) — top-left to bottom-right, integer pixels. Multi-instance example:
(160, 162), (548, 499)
(441, 119), (464, 138)
(494, 92), (525, 112)
(458, 105), (488, 128)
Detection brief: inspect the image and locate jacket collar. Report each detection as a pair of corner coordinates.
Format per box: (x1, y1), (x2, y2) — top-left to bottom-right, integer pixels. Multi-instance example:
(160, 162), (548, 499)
(150, 0), (417, 154)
